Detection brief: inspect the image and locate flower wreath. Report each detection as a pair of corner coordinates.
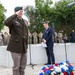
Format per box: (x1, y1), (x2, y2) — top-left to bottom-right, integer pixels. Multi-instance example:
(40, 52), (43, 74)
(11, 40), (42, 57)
(39, 61), (74, 75)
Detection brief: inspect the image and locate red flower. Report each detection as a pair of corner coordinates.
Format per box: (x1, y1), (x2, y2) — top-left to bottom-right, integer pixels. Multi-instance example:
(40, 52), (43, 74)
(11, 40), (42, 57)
(49, 66), (54, 70)
(54, 74), (56, 75)
(54, 63), (59, 66)
(68, 63), (71, 66)
(43, 68), (49, 72)
(70, 72), (74, 75)
(62, 72), (68, 75)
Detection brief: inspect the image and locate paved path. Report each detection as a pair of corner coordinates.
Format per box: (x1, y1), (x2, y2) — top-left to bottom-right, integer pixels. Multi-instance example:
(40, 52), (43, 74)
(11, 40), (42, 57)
(0, 65), (42, 75)
(0, 64), (75, 75)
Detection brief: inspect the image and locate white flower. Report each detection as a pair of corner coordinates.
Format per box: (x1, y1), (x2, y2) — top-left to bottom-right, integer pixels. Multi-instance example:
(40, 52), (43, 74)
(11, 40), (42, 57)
(51, 71), (55, 75)
(60, 65), (68, 71)
(54, 66), (61, 72)
(61, 73), (64, 75)
(63, 62), (68, 66)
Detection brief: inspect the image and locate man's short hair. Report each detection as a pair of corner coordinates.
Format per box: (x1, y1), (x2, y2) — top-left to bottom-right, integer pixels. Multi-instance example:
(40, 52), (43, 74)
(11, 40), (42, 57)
(43, 21), (49, 24)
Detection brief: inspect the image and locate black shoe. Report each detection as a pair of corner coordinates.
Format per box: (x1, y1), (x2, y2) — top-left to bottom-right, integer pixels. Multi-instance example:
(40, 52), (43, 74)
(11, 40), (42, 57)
(52, 62), (55, 65)
(44, 63), (51, 65)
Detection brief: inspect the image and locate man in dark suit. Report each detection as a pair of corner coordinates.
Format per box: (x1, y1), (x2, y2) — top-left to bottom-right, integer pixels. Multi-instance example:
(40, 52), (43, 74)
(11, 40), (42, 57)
(4, 6), (28, 75)
(42, 21), (55, 65)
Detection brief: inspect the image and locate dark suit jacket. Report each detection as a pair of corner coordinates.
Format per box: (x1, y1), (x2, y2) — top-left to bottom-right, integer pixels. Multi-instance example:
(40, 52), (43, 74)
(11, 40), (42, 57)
(4, 14), (28, 53)
(42, 27), (54, 47)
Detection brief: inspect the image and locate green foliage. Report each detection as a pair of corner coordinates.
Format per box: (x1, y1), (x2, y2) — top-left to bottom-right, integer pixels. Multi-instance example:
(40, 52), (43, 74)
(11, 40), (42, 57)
(0, 4), (6, 31)
(53, 0), (75, 36)
(24, 0), (53, 33)
(24, 0), (75, 36)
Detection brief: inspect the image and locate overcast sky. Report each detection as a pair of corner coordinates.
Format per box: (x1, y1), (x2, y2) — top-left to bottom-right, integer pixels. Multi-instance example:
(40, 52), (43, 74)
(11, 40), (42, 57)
(1, 0), (60, 19)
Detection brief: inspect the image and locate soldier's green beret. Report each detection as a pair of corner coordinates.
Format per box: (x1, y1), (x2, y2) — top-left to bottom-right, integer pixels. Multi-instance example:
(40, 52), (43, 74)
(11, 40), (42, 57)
(14, 6), (23, 12)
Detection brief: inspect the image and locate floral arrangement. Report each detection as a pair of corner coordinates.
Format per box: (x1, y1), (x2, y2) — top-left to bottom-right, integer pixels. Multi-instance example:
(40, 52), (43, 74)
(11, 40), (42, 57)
(39, 61), (74, 75)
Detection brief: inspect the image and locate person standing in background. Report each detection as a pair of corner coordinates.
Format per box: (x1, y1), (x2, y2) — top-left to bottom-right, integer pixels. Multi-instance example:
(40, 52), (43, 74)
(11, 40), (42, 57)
(63, 33), (68, 43)
(42, 21), (55, 65)
(38, 32), (43, 43)
(1, 32), (5, 45)
(32, 31), (38, 44)
(0, 33), (2, 46)
(70, 30), (75, 43)
(4, 6), (28, 75)
(4, 32), (9, 45)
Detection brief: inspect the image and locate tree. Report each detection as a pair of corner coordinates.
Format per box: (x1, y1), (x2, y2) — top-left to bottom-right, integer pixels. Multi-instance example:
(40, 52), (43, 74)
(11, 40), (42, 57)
(0, 4), (6, 31)
(24, 0), (75, 36)
(53, 0), (75, 36)
(24, 0), (53, 33)
(24, 6), (36, 32)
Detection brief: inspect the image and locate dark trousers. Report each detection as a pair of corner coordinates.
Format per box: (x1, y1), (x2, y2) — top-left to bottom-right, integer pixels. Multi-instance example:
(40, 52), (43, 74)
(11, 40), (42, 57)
(46, 45), (55, 64)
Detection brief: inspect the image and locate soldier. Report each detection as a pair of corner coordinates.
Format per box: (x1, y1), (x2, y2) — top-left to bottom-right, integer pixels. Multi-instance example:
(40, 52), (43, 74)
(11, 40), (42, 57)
(1, 32), (5, 45)
(4, 32), (9, 45)
(0, 33), (2, 46)
(54, 31), (57, 43)
(32, 31), (38, 44)
(38, 32), (43, 43)
(4, 6), (28, 75)
(28, 30), (32, 44)
(57, 30), (63, 43)
(63, 33), (68, 43)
